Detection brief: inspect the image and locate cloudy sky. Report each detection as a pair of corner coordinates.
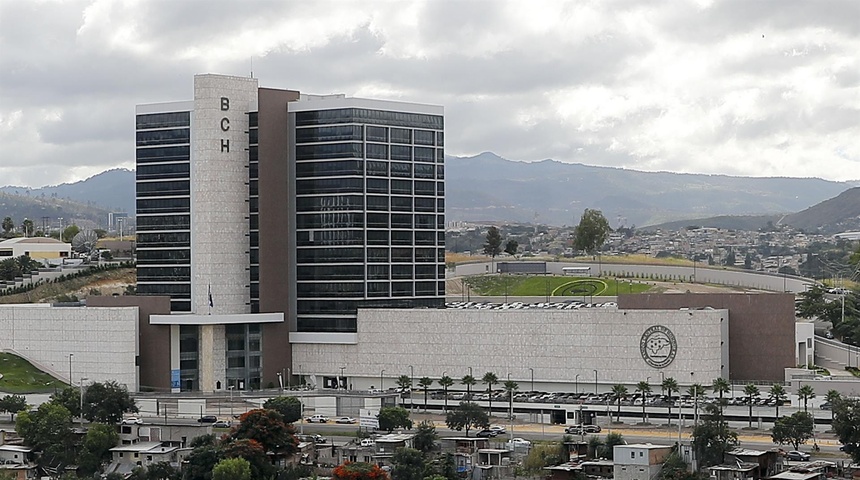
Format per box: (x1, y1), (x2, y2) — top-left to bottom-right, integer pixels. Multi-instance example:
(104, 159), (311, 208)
(1, 0), (858, 188)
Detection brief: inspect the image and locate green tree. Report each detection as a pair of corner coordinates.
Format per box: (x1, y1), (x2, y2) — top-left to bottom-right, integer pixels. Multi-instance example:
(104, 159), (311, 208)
(231, 408), (297, 454)
(711, 378), (730, 409)
(418, 377), (433, 412)
(219, 438), (272, 480)
(460, 374), (477, 400)
(392, 447), (426, 480)
(15, 402), (75, 463)
(413, 420), (438, 453)
(445, 402), (489, 437)
(146, 462), (181, 480)
(797, 385), (815, 412)
(438, 375), (454, 412)
(77, 422), (120, 476)
(743, 384), (760, 428)
(483, 227), (503, 266)
(503, 379), (519, 419)
(573, 209), (611, 255)
(482, 372), (499, 415)
(602, 432), (625, 460)
(522, 443), (566, 474)
(1, 217), (13, 237)
(0, 394), (28, 421)
(688, 383), (706, 423)
(504, 239), (519, 257)
(771, 411), (814, 450)
(378, 406), (412, 432)
(83, 380), (139, 424)
(662, 377), (679, 425)
(263, 396), (302, 423)
(62, 225), (80, 243)
(21, 218), (34, 237)
(690, 403), (739, 468)
(635, 381), (651, 424)
(182, 441), (220, 480)
(610, 384), (627, 422)
(213, 457), (251, 480)
(825, 389), (841, 422)
(769, 384), (788, 419)
(396, 374), (412, 392)
(832, 397), (860, 463)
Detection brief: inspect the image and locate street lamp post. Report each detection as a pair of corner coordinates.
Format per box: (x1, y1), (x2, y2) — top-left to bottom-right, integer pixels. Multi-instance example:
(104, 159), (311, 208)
(408, 365), (414, 412)
(529, 368), (534, 392)
(68, 353), (73, 385)
(276, 371), (283, 393)
(287, 368), (291, 390)
(228, 386), (235, 419)
(575, 374), (580, 394)
(380, 370), (385, 391)
(659, 372), (665, 396)
(593, 370), (598, 394)
(340, 366), (346, 390)
(79, 377), (88, 430)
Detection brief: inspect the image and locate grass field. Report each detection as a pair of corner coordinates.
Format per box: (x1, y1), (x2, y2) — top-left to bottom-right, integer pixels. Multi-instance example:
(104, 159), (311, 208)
(0, 352), (67, 394)
(463, 275), (652, 297)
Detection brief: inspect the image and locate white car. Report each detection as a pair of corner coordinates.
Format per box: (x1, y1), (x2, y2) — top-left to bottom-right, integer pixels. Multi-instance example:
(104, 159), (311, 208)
(305, 414), (329, 423)
(336, 416), (357, 424)
(507, 438), (531, 448)
(121, 417), (143, 425)
(360, 438), (376, 447)
(489, 425), (506, 434)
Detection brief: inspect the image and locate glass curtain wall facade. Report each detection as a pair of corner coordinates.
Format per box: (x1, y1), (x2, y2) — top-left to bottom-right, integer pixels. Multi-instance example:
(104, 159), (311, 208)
(135, 110), (193, 312)
(293, 106), (446, 333)
(248, 112), (260, 313)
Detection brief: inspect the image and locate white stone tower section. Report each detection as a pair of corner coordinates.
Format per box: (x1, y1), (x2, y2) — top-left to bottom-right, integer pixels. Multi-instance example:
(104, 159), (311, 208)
(191, 74), (258, 315)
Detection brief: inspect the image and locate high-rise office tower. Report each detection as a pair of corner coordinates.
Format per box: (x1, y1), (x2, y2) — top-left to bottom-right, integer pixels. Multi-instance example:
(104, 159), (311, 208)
(135, 74), (444, 391)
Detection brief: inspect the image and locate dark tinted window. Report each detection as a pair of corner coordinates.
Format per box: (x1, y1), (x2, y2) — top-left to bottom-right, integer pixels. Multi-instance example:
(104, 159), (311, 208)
(136, 128), (190, 146)
(136, 112), (190, 129)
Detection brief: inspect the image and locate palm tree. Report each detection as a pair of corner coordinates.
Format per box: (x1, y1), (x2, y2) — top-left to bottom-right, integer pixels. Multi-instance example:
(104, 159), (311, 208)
(482, 372), (499, 416)
(797, 385), (815, 412)
(769, 384), (787, 418)
(743, 383), (760, 428)
(825, 389), (841, 423)
(635, 381), (651, 424)
(396, 375), (412, 391)
(418, 377), (433, 413)
(610, 384), (627, 423)
(439, 375), (454, 412)
(661, 377), (679, 426)
(711, 377), (731, 410)
(461, 374), (477, 400)
(503, 380), (519, 420)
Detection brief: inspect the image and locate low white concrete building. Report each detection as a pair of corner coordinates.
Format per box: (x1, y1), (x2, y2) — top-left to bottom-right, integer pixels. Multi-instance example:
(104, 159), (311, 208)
(0, 237), (72, 263)
(614, 443), (673, 480)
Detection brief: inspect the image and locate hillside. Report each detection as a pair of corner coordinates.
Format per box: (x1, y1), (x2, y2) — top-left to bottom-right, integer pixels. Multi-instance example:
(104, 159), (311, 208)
(783, 187), (860, 234)
(0, 267), (136, 304)
(0, 191), (113, 230)
(1, 168), (135, 214)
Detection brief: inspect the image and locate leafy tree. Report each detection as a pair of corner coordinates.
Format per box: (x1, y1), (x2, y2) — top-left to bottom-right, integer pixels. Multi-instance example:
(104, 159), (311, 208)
(504, 240), (519, 257)
(1, 217), (13, 237)
(378, 406), (412, 432)
(503, 379), (518, 419)
(144, 462), (181, 480)
(50, 387), (81, 418)
(610, 384), (627, 422)
(418, 377), (433, 412)
(231, 408), (297, 454)
(77, 422), (120, 476)
(62, 225), (80, 243)
(635, 381), (651, 423)
(413, 420), (438, 453)
(832, 397), (860, 463)
(771, 411), (814, 450)
(392, 447), (426, 480)
(483, 227), (503, 264)
(797, 385), (815, 412)
(522, 443), (566, 474)
(769, 384), (788, 419)
(219, 438), (272, 480)
(656, 453), (705, 480)
(602, 432), (625, 460)
(825, 389), (841, 422)
(656, 377), (677, 425)
(396, 375), (412, 392)
(438, 375), (455, 412)
(15, 402), (75, 463)
(445, 402), (489, 437)
(182, 442), (220, 480)
(690, 403), (739, 468)
(482, 372), (499, 414)
(0, 394), (28, 421)
(743, 384), (760, 428)
(213, 457), (251, 480)
(332, 462), (389, 480)
(83, 380), (139, 424)
(711, 378), (730, 408)
(460, 374), (477, 400)
(573, 209), (610, 255)
(263, 396), (302, 423)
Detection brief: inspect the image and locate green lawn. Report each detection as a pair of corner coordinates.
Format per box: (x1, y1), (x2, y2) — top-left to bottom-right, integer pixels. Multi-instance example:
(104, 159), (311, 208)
(463, 275), (652, 297)
(0, 353), (68, 394)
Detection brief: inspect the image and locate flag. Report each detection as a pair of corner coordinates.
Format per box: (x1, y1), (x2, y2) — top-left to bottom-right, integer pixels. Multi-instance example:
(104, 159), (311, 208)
(208, 284), (214, 309)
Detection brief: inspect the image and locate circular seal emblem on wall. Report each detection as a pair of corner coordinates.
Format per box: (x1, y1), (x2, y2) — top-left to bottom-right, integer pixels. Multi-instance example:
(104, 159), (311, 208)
(640, 325), (678, 369)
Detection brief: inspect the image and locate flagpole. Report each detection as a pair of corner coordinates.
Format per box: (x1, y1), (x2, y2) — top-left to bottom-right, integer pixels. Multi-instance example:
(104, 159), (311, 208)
(208, 284), (212, 315)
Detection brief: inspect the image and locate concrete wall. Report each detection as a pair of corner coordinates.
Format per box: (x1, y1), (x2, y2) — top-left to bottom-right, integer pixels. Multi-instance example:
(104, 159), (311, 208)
(618, 293), (795, 382)
(292, 308), (727, 390)
(0, 304), (138, 390)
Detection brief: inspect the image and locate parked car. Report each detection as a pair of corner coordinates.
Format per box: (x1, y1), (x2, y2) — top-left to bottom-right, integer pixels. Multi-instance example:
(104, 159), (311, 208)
(507, 438), (531, 448)
(820, 402), (832, 410)
(121, 417), (143, 425)
(336, 416), (357, 424)
(305, 414), (329, 423)
(489, 425), (506, 435)
(197, 415), (218, 423)
(360, 438), (376, 447)
(213, 420), (232, 428)
(475, 429), (498, 438)
(565, 424), (601, 434)
(786, 451), (811, 461)
(840, 444), (857, 453)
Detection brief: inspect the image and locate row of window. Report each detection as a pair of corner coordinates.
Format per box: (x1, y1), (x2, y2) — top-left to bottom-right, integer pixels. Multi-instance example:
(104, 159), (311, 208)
(137, 180), (190, 197)
(136, 128), (190, 147)
(137, 249), (190, 265)
(136, 214), (190, 231)
(297, 264), (443, 281)
(137, 232), (190, 247)
(296, 212), (442, 230)
(296, 178), (443, 195)
(296, 245), (445, 263)
(295, 125), (442, 146)
(137, 198), (190, 215)
(136, 112), (190, 130)
(295, 108), (443, 130)
(136, 146), (190, 163)
(137, 163), (190, 180)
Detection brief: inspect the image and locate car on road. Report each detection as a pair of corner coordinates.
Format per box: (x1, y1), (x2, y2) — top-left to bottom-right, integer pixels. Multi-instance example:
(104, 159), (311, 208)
(335, 416), (357, 424)
(360, 438), (376, 447)
(785, 451), (811, 461)
(565, 424), (601, 434)
(475, 429), (498, 438)
(121, 417), (143, 425)
(489, 425), (506, 435)
(213, 420), (232, 428)
(840, 444), (857, 453)
(305, 414), (329, 423)
(507, 438), (531, 448)
(197, 415), (218, 423)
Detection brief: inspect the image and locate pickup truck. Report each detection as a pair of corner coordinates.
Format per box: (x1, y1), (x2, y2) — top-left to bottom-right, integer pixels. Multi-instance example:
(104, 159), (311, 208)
(305, 414), (329, 423)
